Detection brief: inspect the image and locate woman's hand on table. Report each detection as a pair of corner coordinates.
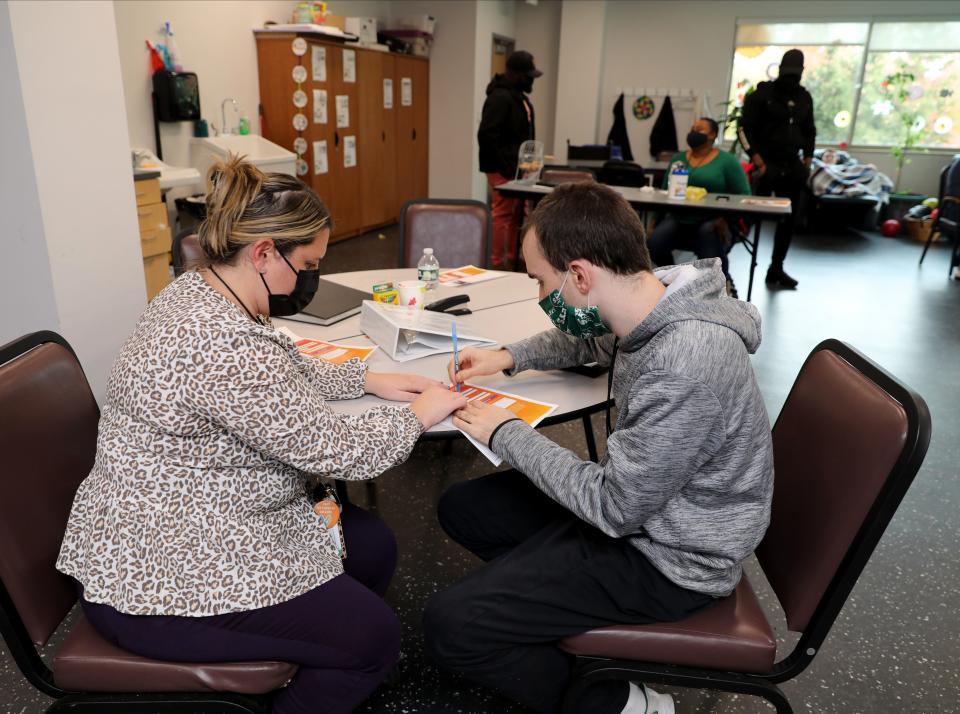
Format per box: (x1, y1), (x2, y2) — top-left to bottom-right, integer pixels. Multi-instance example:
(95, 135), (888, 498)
(453, 400), (517, 446)
(364, 372), (444, 402)
(447, 347), (515, 387)
(409, 387), (468, 429)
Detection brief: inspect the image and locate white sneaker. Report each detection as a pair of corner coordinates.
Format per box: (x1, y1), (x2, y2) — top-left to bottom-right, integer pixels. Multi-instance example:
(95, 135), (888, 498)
(642, 685), (675, 714)
(951, 266), (960, 281)
(622, 682), (676, 714)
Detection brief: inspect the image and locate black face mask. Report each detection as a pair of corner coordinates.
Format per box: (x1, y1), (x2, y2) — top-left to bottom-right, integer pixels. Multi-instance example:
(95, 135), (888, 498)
(687, 131), (710, 149)
(260, 252), (320, 317)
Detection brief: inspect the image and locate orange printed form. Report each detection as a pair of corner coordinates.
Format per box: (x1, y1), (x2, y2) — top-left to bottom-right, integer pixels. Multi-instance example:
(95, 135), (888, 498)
(444, 383), (557, 466)
(295, 338), (377, 365)
(438, 265), (505, 287)
(277, 326), (377, 365)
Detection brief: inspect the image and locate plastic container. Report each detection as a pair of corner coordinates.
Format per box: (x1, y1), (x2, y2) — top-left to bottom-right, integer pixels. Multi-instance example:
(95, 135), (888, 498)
(667, 163), (689, 200)
(417, 248), (440, 291)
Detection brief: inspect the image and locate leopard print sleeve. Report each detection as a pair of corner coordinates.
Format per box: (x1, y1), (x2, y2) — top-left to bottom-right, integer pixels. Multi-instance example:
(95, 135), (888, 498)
(184, 331), (423, 481)
(297, 354), (368, 401)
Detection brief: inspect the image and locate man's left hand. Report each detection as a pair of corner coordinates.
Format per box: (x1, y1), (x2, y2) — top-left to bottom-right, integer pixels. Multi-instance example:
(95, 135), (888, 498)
(803, 156), (813, 170)
(453, 400), (517, 445)
(365, 372), (445, 402)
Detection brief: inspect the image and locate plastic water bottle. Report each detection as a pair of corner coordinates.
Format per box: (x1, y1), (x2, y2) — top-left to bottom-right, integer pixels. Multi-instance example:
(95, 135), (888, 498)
(667, 162), (689, 200)
(417, 248), (440, 291)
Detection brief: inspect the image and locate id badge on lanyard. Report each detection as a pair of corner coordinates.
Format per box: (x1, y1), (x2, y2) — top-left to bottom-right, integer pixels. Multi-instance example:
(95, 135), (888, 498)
(315, 484), (347, 560)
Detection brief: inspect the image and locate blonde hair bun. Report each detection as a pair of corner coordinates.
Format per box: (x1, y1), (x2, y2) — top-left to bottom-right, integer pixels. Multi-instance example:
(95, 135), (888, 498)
(197, 154), (331, 263)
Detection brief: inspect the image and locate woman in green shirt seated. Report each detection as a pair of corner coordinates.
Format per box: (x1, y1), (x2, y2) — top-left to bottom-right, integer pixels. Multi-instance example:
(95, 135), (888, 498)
(647, 117), (750, 296)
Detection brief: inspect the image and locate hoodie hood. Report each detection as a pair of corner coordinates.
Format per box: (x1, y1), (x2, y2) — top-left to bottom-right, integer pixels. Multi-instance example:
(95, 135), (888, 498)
(622, 258), (762, 355)
(486, 73), (519, 96)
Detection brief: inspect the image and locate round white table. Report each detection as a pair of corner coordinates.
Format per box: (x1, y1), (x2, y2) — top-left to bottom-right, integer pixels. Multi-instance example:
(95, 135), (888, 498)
(275, 268), (610, 455)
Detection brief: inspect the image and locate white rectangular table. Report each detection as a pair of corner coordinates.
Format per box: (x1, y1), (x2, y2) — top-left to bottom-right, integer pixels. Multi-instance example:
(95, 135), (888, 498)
(495, 181), (793, 302)
(276, 269), (610, 458)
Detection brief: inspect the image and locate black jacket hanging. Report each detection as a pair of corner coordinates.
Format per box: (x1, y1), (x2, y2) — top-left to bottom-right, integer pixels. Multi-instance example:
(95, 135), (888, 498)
(606, 92), (634, 161)
(649, 96), (678, 160)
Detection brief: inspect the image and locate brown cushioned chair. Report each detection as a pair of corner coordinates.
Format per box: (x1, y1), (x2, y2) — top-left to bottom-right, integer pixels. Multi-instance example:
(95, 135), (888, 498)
(0, 331), (297, 713)
(399, 199), (492, 269)
(540, 168), (596, 186)
(559, 339), (931, 713)
(172, 228), (205, 277)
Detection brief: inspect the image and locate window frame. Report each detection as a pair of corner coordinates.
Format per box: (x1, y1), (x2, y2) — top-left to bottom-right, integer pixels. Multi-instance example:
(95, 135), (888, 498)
(726, 17), (960, 153)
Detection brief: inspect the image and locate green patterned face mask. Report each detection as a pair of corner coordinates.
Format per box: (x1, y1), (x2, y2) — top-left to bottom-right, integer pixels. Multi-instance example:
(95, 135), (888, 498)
(538, 271), (611, 339)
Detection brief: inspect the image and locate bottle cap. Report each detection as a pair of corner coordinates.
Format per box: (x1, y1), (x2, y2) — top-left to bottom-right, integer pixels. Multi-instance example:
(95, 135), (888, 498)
(424, 248), (434, 255)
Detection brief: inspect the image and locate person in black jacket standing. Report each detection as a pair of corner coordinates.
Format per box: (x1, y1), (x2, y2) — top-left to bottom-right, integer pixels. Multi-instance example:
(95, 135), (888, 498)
(478, 51), (541, 270)
(738, 49), (816, 289)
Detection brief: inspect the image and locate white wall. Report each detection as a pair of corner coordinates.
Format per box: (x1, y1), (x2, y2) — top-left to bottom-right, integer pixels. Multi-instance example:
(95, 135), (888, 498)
(113, 0), (394, 169)
(553, 0), (607, 161)
(0, 1), (59, 346)
(574, 0), (960, 194)
(3, 0), (147, 399)
(391, 0), (480, 200)
(515, 0), (562, 159)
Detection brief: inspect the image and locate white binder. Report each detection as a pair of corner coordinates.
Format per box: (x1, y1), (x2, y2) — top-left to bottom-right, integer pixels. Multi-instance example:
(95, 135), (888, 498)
(360, 301), (496, 362)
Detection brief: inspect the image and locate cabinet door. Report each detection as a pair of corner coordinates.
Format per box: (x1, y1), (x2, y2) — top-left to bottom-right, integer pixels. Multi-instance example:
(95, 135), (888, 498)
(256, 35), (299, 168)
(326, 45), (362, 239)
(305, 40), (336, 221)
(358, 51), (397, 229)
(395, 56), (430, 209)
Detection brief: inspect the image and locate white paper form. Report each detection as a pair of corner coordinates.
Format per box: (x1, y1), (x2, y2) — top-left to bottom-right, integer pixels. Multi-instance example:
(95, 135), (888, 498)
(313, 140), (328, 175)
(313, 89), (327, 124)
(383, 78), (393, 109)
(440, 384), (558, 466)
(335, 95), (349, 128)
(311, 45), (326, 81)
(342, 49), (356, 83)
(400, 77), (412, 106)
(343, 135), (356, 168)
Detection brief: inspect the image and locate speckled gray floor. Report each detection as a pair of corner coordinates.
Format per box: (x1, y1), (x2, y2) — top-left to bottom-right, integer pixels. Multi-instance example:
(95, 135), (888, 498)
(3, 223), (958, 713)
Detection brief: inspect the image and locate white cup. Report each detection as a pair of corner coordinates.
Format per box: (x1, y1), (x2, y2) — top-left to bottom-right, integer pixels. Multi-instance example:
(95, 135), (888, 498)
(397, 280), (426, 309)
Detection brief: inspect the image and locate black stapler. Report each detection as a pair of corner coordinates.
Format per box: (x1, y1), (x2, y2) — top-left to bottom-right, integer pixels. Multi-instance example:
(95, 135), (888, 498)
(425, 294), (470, 313)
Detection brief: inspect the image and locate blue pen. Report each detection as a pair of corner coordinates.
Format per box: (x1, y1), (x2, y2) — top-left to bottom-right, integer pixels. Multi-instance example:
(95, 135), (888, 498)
(452, 321), (461, 392)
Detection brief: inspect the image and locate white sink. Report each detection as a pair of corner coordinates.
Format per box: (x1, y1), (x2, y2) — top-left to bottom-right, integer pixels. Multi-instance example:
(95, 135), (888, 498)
(190, 135), (297, 179)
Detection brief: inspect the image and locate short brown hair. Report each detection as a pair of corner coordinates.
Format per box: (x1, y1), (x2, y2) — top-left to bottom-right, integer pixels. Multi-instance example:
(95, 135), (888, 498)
(198, 155), (332, 264)
(522, 182), (652, 275)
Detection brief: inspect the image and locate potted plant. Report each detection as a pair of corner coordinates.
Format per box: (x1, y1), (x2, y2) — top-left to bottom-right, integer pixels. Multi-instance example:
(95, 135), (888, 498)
(875, 69), (936, 227)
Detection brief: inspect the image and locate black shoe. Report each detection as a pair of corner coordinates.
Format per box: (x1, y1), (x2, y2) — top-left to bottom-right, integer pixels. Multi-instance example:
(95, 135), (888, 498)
(725, 278), (739, 299)
(765, 267), (798, 289)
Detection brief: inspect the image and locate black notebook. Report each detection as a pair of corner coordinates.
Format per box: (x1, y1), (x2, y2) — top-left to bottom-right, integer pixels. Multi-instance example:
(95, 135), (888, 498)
(285, 279), (370, 327)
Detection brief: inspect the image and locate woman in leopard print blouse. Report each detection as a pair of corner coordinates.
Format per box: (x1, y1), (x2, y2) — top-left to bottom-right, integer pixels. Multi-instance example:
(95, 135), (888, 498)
(56, 157), (467, 713)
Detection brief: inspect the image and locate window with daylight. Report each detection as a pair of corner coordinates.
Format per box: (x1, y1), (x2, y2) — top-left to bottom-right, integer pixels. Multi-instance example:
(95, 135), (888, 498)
(725, 21), (960, 150)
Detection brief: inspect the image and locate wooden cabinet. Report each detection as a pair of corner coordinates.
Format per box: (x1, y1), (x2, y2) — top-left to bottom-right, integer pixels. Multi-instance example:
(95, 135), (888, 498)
(256, 34), (429, 242)
(395, 55), (429, 210)
(135, 177), (172, 300)
(358, 50), (397, 228)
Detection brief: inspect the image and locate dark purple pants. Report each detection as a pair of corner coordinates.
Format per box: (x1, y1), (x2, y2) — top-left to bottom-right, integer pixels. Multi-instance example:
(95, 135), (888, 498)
(80, 505), (400, 714)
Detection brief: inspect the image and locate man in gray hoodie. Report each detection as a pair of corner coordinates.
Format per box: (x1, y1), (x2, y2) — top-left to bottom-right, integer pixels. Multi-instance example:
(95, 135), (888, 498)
(423, 182), (774, 714)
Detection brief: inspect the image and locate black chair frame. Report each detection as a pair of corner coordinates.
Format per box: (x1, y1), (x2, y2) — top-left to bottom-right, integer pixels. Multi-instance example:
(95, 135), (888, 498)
(398, 198), (493, 270)
(561, 339), (931, 714)
(918, 161), (960, 275)
(0, 331), (271, 714)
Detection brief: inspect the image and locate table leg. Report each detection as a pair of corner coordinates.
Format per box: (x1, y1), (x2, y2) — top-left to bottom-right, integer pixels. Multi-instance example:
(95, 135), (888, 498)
(745, 220), (764, 302)
(582, 415), (598, 462)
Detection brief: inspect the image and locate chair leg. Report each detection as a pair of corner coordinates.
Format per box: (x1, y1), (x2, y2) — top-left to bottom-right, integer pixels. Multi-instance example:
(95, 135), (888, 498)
(918, 220), (938, 265)
(48, 692), (270, 713)
(582, 415), (598, 462)
(562, 659), (794, 714)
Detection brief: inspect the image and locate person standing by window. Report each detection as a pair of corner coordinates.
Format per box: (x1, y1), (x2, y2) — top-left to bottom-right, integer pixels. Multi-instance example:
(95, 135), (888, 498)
(739, 48), (816, 289)
(478, 50), (542, 270)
